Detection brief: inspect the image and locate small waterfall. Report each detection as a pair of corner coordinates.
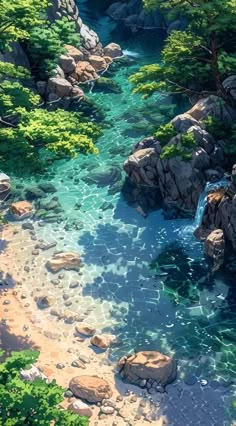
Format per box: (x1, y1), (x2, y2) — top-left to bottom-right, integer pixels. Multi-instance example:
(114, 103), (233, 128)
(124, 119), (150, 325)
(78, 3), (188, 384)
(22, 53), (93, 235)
(123, 49), (141, 58)
(194, 178), (229, 228)
(181, 178), (229, 237)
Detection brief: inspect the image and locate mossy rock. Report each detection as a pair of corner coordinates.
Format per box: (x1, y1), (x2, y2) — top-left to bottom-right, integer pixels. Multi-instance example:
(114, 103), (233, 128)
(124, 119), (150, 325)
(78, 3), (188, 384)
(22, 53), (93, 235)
(94, 77), (122, 94)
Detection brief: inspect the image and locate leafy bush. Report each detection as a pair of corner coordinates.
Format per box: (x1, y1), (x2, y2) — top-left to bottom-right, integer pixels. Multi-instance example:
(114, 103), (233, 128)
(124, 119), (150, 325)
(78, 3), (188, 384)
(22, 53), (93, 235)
(160, 131), (196, 161)
(203, 115), (229, 140)
(28, 17), (81, 79)
(0, 349), (89, 425)
(153, 123), (177, 146)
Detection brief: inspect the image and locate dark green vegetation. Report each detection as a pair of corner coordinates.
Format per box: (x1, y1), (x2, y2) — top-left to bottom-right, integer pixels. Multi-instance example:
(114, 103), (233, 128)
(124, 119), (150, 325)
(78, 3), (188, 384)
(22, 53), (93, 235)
(130, 0), (236, 102)
(0, 1), (100, 174)
(0, 349), (88, 426)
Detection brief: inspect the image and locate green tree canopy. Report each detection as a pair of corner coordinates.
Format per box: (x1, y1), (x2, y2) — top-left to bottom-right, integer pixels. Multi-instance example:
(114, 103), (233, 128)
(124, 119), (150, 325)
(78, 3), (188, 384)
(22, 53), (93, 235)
(0, 0), (49, 52)
(130, 0), (236, 102)
(0, 349), (89, 426)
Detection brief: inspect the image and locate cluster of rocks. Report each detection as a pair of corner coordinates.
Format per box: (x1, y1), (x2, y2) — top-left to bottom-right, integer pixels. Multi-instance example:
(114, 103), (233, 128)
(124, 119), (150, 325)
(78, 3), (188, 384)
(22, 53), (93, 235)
(107, 0), (165, 30)
(107, 0), (187, 33)
(38, 42), (123, 105)
(64, 350), (176, 419)
(124, 77), (236, 213)
(195, 164), (236, 271)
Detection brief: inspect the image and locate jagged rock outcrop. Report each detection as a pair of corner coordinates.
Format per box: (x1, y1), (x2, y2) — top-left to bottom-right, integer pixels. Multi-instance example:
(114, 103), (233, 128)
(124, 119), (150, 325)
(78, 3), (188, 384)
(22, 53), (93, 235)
(124, 90), (235, 212)
(204, 229), (225, 271)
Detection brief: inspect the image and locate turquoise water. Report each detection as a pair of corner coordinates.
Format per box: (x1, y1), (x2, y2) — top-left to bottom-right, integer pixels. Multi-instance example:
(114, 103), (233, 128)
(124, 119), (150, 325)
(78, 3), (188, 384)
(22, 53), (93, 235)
(7, 3), (236, 423)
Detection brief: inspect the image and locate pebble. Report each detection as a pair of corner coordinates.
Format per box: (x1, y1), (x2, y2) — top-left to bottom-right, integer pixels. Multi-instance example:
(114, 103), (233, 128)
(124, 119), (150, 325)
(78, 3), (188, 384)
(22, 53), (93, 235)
(64, 390), (73, 398)
(156, 385), (165, 393)
(140, 379), (147, 387)
(63, 294), (70, 301)
(32, 250), (40, 256)
(23, 325), (29, 331)
(21, 293), (27, 299)
(64, 300), (72, 307)
(130, 395), (137, 403)
(58, 274), (64, 279)
(184, 374), (197, 386)
(79, 355), (90, 364)
(51, 279), (60, 285)
(3, 300), (10, 305)
(116, 395), (123, 402)
(24, 266), (30, 272)
(24, 303), (30, 307)
(69, 281), (80, 289)
(56, 363), (65, 369)
(101, 406), (115, 415)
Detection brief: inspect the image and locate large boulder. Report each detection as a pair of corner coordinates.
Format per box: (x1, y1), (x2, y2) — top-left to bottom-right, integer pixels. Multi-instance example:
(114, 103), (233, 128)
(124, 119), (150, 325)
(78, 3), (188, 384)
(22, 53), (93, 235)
(47, 77), (73, 97)
(46, 252), (81, 273)
(74, 61), (98, 82)
(187, 95), (236, 127)
(69, 376), (112, 403)
(10, 201), (33, 219)
(124, 148), (159, 186)
(118, 351), (177, 387)
(103, 43), (122, 58)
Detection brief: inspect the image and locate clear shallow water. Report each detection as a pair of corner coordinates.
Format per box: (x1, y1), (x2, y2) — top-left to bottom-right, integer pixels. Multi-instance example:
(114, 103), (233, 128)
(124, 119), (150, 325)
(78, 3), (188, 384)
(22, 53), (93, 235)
(8, 4), (236, 423)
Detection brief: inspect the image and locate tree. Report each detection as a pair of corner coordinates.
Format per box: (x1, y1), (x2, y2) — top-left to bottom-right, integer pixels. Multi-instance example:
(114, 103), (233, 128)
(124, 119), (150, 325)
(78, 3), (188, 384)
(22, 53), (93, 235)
(130, 0), (236, 103)
(0, 0), (49, 52)
(0, 349), (89, 426)
(28, 17), (81, 79)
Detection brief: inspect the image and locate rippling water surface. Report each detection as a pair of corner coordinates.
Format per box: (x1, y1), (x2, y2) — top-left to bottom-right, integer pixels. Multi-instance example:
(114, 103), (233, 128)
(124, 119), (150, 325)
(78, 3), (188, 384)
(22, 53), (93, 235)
(9, 2), (236, 423)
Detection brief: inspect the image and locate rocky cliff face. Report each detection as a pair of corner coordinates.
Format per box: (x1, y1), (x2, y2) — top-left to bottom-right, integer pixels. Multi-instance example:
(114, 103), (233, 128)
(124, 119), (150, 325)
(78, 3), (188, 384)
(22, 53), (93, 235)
(48, 0), (101, 52)
(124, 78), (236, 214)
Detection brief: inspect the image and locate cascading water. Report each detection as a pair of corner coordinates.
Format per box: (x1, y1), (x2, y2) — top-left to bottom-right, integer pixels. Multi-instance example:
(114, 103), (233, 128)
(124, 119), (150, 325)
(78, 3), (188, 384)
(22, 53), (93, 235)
(194, 177), (229, 228)
(181, 177), (229, 236)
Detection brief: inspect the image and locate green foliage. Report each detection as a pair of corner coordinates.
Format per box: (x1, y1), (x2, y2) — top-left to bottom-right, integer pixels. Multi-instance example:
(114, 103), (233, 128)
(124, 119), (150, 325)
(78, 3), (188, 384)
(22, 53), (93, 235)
(0, 349), (89, 425)
(0, 108), (101, 168)
(160, 131), (196, 161)
(28, 17), (81, 78)
(0, 81), (40, 117)
(203, 115), (228, 140)
(0, 62), (31, 80)
(153, 122), (177, 146)
(130, 0), (236, 100)
(0, 0), (49, 52)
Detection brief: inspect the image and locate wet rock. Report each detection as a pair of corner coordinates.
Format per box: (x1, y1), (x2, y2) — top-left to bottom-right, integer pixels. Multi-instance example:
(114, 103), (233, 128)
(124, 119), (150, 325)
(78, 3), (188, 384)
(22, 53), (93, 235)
(25, 187), (45, 200)
(90, 334), (117, 350)
(68, 399), (93, 417)
(36, 294), (56, 309)
(118, 351), (177, 387)
(38, 183), (56, 193)
(103, 43), (122, 58)
(46, 252), (81, 273)
(69, 375), (112, 403)
(75, 323), (96, 337)
(69, 281), (80, 289)
(82, 166), (122, 187)
(124, 148), (159, 186)
(10, 201), (33, 219)
(204, 229), (225, 271)
(94, 77), (122, 94)
(22, 223), (34, 230)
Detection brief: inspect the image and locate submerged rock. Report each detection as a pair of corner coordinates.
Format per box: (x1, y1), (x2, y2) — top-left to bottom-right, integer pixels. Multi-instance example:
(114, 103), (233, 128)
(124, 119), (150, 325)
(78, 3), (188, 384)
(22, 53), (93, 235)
(94, 77), (122, 94)
(36, 294), (56, 309)
(82, 166), (122, 187)
(69, 375), (112, 403)
(103, 43), (122, 58)
(46, 252), (81, 273)
(75, 323), (96, 337)
(117, 351), (177, 387)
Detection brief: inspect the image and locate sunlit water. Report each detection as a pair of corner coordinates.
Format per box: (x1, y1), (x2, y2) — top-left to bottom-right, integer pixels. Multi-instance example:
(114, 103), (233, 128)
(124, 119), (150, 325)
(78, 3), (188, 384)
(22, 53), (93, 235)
(6, 3), (236, 423)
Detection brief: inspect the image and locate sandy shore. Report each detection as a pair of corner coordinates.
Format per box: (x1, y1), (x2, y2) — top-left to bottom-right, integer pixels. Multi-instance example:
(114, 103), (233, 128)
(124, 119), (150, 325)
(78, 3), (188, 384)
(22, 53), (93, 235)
(0, 224), (166, 425)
